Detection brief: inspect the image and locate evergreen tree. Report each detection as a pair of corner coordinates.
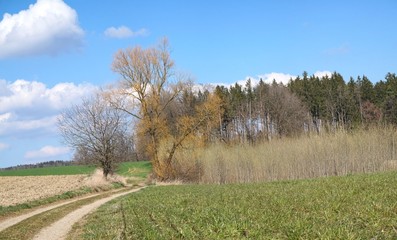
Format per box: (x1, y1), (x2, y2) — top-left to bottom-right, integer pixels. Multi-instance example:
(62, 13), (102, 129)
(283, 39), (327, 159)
(360, 75), (375, 102)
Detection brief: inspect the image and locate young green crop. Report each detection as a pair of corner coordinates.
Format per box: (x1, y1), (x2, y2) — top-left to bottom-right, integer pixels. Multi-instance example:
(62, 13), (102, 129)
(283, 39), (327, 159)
(73, 171), (397, 239)
(116, 161), (152, 178)
(0, 161), (151, 177)
(0, 165), (96, 176)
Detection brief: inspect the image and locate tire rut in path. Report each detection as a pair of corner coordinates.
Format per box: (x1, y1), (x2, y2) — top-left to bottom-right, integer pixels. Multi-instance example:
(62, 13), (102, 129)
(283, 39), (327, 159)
(0, 192), (105, 232)
(33, 187), (145, 240)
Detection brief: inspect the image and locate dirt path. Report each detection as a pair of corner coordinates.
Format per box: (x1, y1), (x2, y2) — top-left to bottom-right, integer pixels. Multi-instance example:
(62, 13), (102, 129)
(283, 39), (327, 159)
(0, 191), (105, 232)
(33, 186), (145, 240)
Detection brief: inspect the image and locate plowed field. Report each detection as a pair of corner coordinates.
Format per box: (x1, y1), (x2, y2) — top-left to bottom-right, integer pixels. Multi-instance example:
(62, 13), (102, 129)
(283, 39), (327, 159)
(0, 175), (88, 206)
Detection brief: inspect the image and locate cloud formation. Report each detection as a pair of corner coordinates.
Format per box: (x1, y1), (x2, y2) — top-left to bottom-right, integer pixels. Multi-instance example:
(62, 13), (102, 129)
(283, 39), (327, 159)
(0, 0), (84, 58)
(232, 72), (297, 88)
(0, 79), (96, 113)
(25, 145), (70, 159)
(0, 143), (9, 151)
(212, 71), (333, 90)
(104, 26), (148, 39)
(257, 72), (297, 85)
(313, 71), (332, 78)
(0, 79), (96, 137)
(244, 71), (333, 86)
(0, 115), (59, 137)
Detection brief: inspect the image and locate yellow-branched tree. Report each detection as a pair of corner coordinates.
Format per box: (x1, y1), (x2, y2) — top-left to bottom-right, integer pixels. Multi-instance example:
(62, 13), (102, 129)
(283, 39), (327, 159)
(111, 38), (221, 180)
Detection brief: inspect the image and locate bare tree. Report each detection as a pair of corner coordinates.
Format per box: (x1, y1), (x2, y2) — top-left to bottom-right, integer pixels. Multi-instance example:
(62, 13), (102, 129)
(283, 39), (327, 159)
(72, 132), (136, 165)
(58, 93), (129, 178)
(267, 84), (309, 137)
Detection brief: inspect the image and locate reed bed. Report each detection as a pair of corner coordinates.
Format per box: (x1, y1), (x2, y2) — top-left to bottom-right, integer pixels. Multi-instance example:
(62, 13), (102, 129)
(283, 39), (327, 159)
(174, 127), (397, 184)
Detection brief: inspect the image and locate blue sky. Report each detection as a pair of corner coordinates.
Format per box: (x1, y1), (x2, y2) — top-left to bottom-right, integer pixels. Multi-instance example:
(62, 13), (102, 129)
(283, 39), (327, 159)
(0, 0), (396, 167)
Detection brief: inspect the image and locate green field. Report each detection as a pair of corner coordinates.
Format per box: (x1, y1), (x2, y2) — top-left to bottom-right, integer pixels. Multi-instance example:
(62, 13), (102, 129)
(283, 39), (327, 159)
(0, 165), (96, 176)
(0, 161), (151, 177)
(116, 161), (152, 178)
(75, 171), (397, 239)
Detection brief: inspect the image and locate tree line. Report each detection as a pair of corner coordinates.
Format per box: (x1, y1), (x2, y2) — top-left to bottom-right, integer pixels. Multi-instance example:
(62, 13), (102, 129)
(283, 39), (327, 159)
(289, 72), (397, 130)
(0, 160), (73, 171)
(211, 71), (397, 143)
(58, 38), (397, 181)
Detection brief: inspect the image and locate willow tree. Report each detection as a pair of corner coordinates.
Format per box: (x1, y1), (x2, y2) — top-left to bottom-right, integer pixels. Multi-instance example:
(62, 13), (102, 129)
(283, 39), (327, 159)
(111, 38), (220, 180)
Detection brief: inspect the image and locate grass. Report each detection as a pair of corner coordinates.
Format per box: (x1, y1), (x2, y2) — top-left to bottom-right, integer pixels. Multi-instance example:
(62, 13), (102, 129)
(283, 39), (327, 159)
(0, 165), (96, 176)
(116, 161), (152, 178)
(72, 171), (397, 239)
(0, 161), (151, 177)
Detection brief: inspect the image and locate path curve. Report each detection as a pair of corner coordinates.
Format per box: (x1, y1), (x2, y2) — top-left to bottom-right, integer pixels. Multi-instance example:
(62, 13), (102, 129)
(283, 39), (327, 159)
(0, 191), (106, 232)
(33, 186), (145, 240)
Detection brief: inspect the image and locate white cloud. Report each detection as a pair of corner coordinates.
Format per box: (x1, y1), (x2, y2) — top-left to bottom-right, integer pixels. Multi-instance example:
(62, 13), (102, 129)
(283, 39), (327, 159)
(0, 80), (97, 113)
(25, 145), (70, 159)
(228, 72), (297, 89)
(0, 114), (58, 138)
(257, 72), (297, 85)
(0, 79), (97, 137)
(212, 71), (333, 90)
(0, 115), (59, 135)
(0, 112), (11, 123)
(0, 143), (9, 151)
(104, 26), (148, 39)
(313, 71), (332, 78)
(0, 0), (84, 58)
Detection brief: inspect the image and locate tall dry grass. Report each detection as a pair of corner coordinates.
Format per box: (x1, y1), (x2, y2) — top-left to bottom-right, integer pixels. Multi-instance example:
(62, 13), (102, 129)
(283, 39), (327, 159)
(174, 127), (397, 184)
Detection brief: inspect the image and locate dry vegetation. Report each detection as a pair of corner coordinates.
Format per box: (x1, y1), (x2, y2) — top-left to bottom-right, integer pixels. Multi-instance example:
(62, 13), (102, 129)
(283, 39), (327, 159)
(174, 127), (397, 183)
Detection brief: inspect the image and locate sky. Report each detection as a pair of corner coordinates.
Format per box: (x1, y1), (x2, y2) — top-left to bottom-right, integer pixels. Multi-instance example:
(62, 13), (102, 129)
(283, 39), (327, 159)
(0, 0), (396, 167)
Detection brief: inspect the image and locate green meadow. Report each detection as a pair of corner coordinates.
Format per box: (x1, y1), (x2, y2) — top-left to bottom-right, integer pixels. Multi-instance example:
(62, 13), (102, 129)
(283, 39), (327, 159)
(0, 161), (151, 177)
(0, 165), (95, 176)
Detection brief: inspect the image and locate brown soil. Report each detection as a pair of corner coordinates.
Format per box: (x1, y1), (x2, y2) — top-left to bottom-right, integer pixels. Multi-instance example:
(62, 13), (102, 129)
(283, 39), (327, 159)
(0, 169), (127, 207)
(0, 175), (88, 206)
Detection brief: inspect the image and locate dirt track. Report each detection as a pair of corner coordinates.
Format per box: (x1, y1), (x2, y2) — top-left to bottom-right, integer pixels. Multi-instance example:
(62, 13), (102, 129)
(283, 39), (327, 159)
(0, 186), (145, 239)
(0, 171), (140, 239)
(0, 191), (103, 232)
(33, 187), (145, 240)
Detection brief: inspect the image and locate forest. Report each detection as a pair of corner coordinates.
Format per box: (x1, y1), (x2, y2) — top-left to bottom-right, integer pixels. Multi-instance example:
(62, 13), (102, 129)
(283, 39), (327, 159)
(211, 71), (397, 143)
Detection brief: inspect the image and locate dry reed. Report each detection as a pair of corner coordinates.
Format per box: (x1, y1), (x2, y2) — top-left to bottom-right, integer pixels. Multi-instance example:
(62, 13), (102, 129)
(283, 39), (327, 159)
(175, 127), (397, 184)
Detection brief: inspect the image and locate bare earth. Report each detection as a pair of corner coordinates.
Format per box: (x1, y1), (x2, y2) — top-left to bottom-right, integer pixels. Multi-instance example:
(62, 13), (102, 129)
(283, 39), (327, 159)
(0, 175), (88, 206)
(0, 169), (125, 207)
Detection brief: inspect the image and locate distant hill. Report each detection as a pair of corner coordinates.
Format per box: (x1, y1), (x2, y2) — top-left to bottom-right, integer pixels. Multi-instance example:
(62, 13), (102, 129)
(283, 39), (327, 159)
(0, 160), (74, 171)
